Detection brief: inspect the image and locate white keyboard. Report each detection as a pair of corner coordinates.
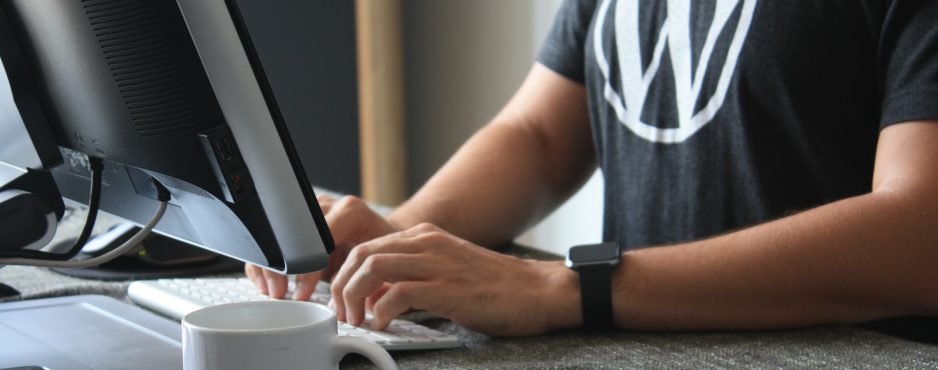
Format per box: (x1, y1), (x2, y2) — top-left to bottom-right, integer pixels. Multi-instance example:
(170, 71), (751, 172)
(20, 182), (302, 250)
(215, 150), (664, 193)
(127, 278), (462, 350)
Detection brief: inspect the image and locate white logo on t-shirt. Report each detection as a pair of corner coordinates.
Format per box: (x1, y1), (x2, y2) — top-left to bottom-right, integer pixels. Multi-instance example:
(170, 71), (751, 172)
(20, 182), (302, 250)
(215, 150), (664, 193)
(594, 0), (757, 143)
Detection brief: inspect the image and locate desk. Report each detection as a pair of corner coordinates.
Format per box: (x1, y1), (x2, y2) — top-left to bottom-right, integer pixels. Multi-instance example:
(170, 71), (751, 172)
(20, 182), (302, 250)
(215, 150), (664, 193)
(2, 249), (937, 370)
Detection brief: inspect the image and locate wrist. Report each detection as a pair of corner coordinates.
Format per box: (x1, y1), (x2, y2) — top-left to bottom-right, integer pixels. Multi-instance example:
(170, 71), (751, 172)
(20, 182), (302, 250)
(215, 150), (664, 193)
(566, 242), (620, 329)
(610, 251), (632, 329)
(537, 260), (583, 331)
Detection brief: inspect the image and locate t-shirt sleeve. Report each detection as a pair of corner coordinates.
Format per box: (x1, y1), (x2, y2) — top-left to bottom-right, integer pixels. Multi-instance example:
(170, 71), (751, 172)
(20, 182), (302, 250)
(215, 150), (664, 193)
(536, 0), (598, 84)
(878, 0), (938, 129)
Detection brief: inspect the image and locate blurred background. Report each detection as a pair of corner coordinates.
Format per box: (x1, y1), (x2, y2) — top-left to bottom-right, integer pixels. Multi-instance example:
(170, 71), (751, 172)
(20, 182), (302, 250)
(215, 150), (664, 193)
(396, 0), (602, 255)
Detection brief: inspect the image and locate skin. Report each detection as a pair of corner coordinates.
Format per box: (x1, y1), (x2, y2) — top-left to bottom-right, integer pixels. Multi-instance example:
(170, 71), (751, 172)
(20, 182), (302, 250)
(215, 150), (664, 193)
(246, 63), (938, 336)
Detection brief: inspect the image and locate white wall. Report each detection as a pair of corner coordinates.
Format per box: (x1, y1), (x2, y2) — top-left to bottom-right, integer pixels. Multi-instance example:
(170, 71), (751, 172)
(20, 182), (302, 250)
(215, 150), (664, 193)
(403, 0), (602, 256)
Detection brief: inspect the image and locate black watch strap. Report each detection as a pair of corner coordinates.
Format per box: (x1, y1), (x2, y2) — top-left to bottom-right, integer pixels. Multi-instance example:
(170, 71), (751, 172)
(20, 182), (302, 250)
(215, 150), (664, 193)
(577, 263), (614, 329)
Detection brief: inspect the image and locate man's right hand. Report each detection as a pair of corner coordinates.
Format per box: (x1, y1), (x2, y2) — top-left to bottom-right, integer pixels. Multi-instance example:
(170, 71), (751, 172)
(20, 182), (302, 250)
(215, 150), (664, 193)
(244, 194), (400, 301)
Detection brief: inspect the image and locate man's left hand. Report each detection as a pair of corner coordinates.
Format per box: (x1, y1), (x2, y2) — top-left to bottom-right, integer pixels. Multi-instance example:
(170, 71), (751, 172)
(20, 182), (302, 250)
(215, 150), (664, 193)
(329, 223), (582, 337)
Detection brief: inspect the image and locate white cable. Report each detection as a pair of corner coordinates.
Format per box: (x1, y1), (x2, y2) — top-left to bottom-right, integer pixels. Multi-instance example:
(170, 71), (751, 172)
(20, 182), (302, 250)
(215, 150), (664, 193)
(0, 201), (167, 268)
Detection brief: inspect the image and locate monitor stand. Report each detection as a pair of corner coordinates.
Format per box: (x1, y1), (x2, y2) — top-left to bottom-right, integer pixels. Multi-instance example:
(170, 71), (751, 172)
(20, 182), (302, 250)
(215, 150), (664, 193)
(51, 222), (242, 281)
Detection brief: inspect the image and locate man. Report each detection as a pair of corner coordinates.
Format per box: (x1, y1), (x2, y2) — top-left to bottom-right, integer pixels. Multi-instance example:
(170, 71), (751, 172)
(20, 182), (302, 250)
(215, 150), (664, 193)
(247, 0), (938, 336)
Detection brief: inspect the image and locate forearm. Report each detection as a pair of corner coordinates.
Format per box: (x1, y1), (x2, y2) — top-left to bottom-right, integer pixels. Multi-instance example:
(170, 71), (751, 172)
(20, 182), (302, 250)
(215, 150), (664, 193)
(611, 190), (938, 330)
(388, 65), (594, 247)
(388, 121), (592, 247)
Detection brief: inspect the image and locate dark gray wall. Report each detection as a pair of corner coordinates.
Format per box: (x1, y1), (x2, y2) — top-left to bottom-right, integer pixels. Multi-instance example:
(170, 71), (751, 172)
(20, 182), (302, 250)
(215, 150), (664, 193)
(234, 0), (360, 196)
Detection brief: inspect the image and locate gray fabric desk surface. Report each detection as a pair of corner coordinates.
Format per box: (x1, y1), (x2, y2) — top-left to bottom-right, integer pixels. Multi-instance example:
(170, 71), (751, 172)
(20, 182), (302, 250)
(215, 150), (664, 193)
(2, 247), (938, 370)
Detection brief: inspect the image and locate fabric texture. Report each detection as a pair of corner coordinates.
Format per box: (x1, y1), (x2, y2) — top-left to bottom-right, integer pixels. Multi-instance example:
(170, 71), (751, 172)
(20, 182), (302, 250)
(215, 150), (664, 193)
(538, 0), (938, 249)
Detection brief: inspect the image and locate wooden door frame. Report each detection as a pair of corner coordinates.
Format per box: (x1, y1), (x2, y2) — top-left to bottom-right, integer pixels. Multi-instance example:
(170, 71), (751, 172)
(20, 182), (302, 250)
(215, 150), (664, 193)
(356, 0), (406, 205)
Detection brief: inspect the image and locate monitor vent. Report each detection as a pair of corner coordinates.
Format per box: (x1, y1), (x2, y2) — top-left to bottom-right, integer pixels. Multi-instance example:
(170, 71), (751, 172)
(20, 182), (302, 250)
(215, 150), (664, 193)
(82, 0), (201, 138)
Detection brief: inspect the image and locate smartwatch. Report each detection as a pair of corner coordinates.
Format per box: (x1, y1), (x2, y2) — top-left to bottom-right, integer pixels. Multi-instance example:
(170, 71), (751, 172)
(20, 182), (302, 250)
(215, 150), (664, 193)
(565, 242), (620, 329)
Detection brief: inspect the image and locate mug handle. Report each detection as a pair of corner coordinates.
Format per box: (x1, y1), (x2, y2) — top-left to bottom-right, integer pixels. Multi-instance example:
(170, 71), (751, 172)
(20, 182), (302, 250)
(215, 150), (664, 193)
(331, 336), (399, 370)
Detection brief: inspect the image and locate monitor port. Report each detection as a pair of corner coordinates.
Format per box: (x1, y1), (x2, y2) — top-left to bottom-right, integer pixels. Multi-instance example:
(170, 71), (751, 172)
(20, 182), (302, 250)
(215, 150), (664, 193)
(216, 135), (236, 162)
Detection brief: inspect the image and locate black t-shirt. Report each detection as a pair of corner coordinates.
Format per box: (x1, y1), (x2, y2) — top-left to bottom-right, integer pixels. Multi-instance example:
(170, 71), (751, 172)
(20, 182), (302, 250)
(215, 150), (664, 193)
(538, 0), (938, 250)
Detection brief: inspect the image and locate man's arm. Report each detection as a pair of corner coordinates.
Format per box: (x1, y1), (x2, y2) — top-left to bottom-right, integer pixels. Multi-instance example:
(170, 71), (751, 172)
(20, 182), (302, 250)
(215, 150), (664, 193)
(607, 121), (938, 330)
(386, 64), (595, 247)
(329, 121), (938, 336)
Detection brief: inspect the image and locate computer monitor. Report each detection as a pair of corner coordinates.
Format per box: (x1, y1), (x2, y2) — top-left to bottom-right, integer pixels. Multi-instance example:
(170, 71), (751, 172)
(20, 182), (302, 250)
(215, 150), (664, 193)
(0, 0), (352, 274)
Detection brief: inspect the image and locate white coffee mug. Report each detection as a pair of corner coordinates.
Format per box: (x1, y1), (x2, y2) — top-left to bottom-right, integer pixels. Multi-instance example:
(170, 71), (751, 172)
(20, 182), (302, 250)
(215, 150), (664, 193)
(182, 300), (398, 370)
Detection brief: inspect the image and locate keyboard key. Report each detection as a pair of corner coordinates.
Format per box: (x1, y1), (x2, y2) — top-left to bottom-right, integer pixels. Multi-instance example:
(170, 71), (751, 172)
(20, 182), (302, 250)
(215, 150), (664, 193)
(390, 319), (415, 326)
(310, 296), (329, 305)
(386, 327), (434, 343)
(360, 333), (391, 343)
(363, 332), (410, 344)
(429, 334), (460, 343)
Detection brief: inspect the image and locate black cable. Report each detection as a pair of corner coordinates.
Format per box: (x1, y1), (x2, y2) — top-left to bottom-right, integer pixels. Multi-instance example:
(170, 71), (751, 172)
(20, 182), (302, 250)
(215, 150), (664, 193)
(0, 180), (170, 268)
(57, 157), (104, 259)
(0, 157), (103, 260)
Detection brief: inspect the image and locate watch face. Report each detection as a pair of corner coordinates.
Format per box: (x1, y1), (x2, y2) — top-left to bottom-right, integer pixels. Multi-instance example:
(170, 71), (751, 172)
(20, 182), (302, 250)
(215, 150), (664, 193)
(569, 243), (619, 264)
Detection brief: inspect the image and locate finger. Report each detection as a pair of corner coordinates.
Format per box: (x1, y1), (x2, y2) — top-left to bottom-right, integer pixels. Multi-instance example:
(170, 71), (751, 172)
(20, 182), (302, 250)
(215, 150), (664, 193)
(317, 193), (336, 204)
(343, 253), (436, 326)
(261, 269), (289, 299)
(370, 282), (442, 330)
(332, 229), (442, 294)
(330, 237), (431, 322)
(365, 283), (393, 313)
(330, 240), (379, 319)
(292, 271), (322, 301)
(317, 194), (336, 214)
(245, 264), (268, 295)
